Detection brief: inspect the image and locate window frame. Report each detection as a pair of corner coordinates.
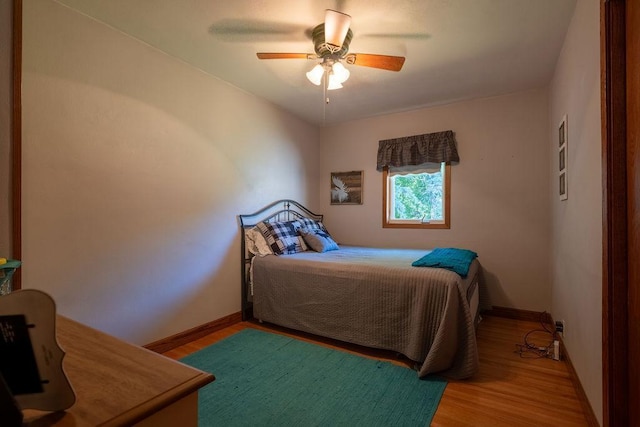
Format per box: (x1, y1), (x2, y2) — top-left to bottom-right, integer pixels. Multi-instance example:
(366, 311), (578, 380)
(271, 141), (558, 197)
(381, 163), (451, 229)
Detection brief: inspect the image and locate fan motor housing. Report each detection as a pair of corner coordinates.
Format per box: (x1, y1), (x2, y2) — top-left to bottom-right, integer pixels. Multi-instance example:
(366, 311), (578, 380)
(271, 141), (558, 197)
(311, 23), (353, 58)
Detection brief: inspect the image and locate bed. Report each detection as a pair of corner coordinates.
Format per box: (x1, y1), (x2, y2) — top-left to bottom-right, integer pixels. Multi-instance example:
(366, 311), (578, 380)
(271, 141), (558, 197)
(239, 200), (481, 379)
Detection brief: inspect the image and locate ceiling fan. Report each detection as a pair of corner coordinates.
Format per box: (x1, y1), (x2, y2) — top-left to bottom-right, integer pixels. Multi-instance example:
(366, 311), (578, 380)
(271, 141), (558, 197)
(256, 10), (406, 91)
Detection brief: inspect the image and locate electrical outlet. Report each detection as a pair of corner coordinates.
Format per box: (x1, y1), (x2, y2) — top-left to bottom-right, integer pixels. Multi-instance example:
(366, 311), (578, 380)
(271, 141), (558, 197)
(555, 320), (565, 338)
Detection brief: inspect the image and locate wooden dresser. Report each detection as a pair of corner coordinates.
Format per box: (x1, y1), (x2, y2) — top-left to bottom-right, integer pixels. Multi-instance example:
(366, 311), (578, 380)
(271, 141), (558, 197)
(22, 316), (214, 426)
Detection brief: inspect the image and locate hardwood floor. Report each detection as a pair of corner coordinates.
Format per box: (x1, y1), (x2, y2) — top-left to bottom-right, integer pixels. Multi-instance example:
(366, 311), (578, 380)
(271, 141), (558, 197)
(163, 315), (591, 426)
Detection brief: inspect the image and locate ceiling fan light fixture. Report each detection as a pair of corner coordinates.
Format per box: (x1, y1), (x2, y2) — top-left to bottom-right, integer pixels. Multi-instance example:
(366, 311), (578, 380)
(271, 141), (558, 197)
(327, 74), (343, 91)
(324, 9), (352, 48)
(306, 64), (325, 86)
(331, 61), (350, 84)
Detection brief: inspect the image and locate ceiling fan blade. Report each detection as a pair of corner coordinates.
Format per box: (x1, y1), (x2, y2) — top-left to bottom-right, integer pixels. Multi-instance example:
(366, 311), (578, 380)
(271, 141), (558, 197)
(257, 53), (315, 60)
(209, 20), (309, 42)
(324, 9), (352, 48)
(345, 53), (406, 71)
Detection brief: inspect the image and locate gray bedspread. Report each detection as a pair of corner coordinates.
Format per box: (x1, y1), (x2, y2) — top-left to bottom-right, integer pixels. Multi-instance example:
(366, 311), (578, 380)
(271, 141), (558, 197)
(251, 246), (479, 379)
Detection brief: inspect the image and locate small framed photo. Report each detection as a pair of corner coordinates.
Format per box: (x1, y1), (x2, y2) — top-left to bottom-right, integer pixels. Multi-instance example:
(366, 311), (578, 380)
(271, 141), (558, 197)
(559, 171), (567, 200)
(330, 171), (363, 205)
(558, 115), (568, 201)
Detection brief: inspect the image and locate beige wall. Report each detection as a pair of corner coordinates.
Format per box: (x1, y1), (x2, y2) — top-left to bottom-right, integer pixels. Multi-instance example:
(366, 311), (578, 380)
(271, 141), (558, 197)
(0, 2), (12, 257)
(22, 0), (319, 344)
(319, 89), (551, 311)
(549, 0), (602, 423)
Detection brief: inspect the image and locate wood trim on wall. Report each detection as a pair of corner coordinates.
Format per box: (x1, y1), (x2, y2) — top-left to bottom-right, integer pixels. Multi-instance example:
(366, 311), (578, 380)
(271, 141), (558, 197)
(601, 0), (630, 425)
(11, 0), (21, 289)
(482, 306), (552, 324)
(552, 321), (600, 426)
(485, 307), (598, 425)
(143, 312), (242, 354)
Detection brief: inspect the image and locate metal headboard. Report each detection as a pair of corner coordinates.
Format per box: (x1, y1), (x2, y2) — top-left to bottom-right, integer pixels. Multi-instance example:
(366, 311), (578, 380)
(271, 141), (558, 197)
(238, 200), (323, 320)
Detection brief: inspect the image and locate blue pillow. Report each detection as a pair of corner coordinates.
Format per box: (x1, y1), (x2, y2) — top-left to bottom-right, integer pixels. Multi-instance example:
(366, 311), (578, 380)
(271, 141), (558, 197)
(299, 228), (339, 253)
(412, 248), (477, 277)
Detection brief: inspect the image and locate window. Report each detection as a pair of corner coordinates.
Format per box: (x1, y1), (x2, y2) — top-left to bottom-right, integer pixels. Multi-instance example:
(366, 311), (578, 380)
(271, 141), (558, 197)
(382, 163), (451, 229)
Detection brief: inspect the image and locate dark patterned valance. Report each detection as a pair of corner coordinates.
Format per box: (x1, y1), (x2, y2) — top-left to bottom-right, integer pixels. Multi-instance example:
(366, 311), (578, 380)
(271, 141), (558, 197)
(376, 130), (459, 171)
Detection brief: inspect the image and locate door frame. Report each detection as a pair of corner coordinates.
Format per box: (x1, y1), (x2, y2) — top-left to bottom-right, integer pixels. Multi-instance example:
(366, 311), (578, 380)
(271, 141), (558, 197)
(601, 0), (637, 425)
(10, 0), (21, 289)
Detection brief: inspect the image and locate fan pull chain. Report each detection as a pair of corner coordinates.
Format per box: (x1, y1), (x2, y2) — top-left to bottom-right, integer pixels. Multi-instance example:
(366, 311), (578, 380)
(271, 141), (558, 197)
(323, 94), (326, 126)
(324, 71), (330, 104)
(323, 70), (328, 126)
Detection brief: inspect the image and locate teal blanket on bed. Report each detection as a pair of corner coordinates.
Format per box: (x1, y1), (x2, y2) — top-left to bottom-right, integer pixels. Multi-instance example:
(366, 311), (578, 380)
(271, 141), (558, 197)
(411, 248), (477, 277)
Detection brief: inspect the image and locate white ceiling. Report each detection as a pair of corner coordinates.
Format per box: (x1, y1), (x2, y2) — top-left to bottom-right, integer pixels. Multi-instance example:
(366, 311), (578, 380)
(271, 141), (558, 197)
(55, 0), (577, 127)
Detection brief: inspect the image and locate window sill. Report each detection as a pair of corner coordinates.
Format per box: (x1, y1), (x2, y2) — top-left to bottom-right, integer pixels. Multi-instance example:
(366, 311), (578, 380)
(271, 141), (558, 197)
(383, 221), (450, 229)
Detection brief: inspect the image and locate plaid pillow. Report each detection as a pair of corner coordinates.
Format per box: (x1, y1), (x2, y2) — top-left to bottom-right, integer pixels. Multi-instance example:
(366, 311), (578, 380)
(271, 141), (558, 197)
(293, 218), (327, 233)
(256, 220), (306, 255)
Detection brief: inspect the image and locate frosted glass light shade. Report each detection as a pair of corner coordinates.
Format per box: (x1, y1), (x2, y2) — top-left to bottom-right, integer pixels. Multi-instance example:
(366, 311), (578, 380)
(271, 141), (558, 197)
(331, 62), (350, 83)
(306, 64), (325, 86)
(327, 74), (343, 90)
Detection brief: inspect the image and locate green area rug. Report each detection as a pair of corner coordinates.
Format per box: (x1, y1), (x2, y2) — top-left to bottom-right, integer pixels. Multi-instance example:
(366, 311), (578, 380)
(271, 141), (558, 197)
(180, 328), (446, 426)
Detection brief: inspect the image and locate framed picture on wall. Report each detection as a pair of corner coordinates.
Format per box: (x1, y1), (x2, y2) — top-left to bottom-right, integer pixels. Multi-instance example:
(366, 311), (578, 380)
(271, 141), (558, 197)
(559, 171), (567, 200)
(559, 115), (568, 201)
(330, 171), (363, 205)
